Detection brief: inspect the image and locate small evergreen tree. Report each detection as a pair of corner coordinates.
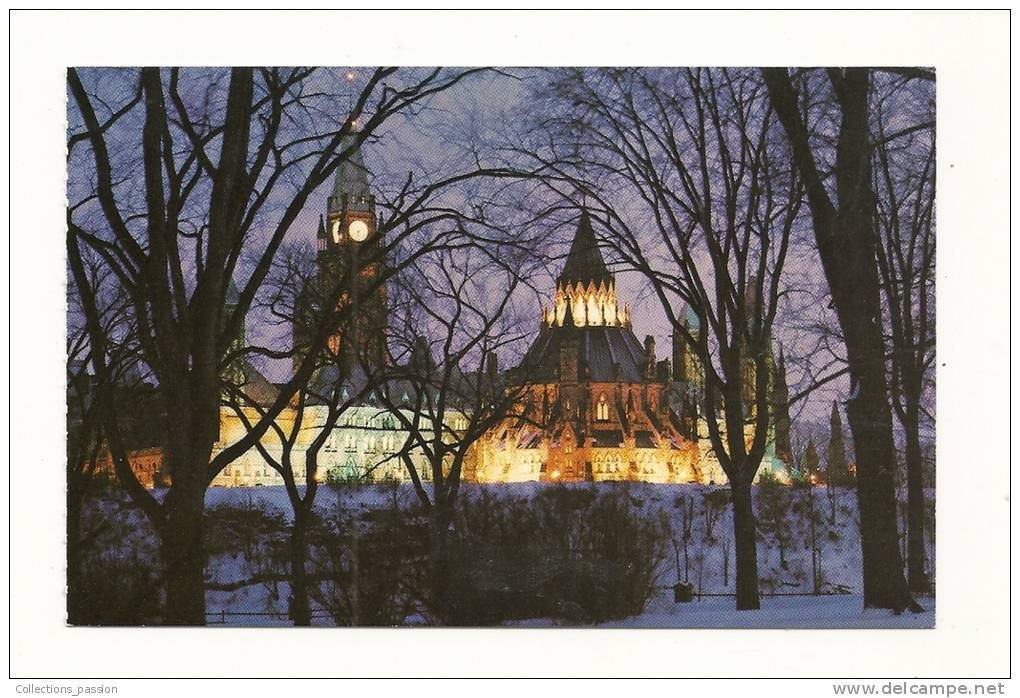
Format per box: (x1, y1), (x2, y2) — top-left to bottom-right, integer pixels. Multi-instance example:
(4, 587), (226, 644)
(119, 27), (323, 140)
(771, 347), (793, 466)
(827, 402), (853, 487)
(803, 439), (822, 485)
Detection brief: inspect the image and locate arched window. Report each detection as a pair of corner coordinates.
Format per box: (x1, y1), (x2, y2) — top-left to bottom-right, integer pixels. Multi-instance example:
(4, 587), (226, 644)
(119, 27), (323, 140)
(597, 394), (609, 421)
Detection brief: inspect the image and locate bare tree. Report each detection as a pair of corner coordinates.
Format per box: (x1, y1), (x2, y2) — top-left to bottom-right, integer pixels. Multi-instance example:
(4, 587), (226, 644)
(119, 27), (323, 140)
(66, 249), (143, 622)
(763, 67), (929, 612)
(220, 244), (380, 626)
(873, 75), (936, 593)
(377, 241), (539, 620)
(524, 67), (803, 610)
(66, 66), (497, 624)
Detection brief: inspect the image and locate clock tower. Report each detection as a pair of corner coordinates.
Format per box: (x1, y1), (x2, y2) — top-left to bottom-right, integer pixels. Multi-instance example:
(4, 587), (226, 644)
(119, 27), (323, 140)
(310, 132), (388, 369)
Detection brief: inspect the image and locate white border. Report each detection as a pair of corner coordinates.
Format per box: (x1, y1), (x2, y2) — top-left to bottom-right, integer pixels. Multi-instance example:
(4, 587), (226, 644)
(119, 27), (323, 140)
(7, 9), (1011, 679)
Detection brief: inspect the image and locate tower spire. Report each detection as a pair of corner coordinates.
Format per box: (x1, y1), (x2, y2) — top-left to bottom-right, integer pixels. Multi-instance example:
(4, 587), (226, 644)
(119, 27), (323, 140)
(557, 209), (612, 289)
(330, 133), (372, 213)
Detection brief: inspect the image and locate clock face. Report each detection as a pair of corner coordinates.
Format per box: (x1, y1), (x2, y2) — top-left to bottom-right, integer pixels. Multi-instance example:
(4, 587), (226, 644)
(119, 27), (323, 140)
(348, 219), (370, 242)
(331, 219), (341, 243)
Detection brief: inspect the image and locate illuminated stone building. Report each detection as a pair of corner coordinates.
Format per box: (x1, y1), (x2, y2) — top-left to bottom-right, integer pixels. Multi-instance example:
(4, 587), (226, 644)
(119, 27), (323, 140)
(470, 211), (707, 484)
(100, 135), (443, 490)
(94, 140), (789, 490)
(210, 133), (438, 488)
(469, 210), (792, 485)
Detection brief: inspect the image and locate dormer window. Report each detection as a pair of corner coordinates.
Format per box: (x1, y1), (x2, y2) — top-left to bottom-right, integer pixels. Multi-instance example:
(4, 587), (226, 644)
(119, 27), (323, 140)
(597, 393), (610, 421)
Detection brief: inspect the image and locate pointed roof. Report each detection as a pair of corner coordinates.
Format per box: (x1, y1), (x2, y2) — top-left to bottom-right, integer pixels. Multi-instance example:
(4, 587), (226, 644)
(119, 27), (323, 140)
(557, 209), (613, 288)
(681, 304), (701, 332)
(330, 132), (372, 210)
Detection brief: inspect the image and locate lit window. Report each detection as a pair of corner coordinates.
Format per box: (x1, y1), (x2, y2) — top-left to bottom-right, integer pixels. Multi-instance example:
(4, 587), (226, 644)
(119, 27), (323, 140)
(597, 394), (609, 421)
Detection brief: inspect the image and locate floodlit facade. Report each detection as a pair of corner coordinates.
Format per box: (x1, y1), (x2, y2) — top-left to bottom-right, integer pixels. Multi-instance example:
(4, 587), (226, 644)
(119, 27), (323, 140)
(470, 210), (729, 485)
(97, 137), (789, 490)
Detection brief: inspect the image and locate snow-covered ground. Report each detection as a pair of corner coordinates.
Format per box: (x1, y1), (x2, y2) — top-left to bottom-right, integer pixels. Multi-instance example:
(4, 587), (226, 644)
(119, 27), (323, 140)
(599, 590), (934, 629)
(86, 481), (935, 628)
(202, 590), (935, 629)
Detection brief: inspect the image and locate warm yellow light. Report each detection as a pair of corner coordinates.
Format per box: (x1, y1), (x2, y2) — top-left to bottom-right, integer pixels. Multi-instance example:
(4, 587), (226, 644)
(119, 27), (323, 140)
(345, 71), (356, 82)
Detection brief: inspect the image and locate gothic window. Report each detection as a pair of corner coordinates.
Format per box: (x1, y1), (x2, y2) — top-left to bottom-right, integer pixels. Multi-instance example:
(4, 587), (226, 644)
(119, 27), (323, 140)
(597, 394), (610, 421)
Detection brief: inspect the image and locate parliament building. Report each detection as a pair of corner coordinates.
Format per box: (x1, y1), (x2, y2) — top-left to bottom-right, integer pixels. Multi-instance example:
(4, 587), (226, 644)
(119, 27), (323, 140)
(96, 135), (789, 489)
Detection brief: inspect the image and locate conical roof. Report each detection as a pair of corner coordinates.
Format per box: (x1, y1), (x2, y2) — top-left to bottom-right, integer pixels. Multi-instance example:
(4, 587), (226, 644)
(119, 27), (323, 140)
(557, 209), (613, 288)
(683, 304), (701, 332)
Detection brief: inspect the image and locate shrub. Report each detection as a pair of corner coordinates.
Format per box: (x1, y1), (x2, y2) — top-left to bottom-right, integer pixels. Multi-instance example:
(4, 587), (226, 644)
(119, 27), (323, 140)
(440, 486), (667, 625)
(204, 495), (288, 560)
(307, 502), (426, 626)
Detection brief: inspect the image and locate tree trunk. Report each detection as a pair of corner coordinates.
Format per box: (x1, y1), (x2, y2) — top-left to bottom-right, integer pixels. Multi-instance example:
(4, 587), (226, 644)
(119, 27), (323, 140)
(426, 498), (458, 623)
(429, 511), (448, 621)
(730, 478), (760, 610)
(903, 399), (930, 593)
(290, 506), (312, 626)
(764, 68), (917, 612)
(809, 489), (820, 595)
(845, 387), (912, 610)
(161, 453), (207, 626)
